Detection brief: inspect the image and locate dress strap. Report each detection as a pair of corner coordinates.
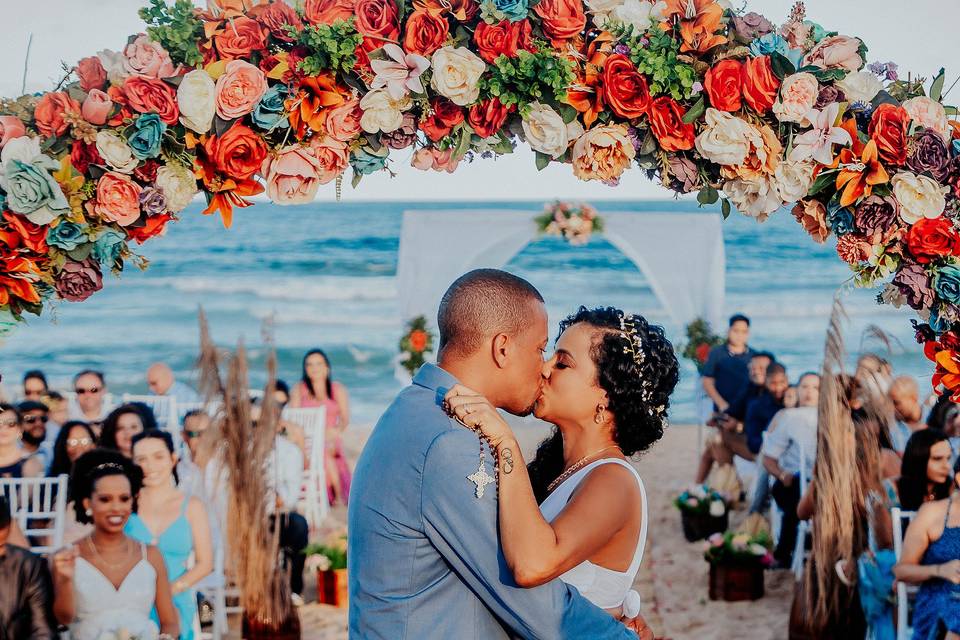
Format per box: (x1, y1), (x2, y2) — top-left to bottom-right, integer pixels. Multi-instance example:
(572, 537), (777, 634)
(139, 542), (147, 560)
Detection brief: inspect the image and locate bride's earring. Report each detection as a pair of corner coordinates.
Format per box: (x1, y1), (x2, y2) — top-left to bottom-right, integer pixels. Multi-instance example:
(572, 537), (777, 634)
(594, 406), (606, 424)
(85, 508), (92, 517)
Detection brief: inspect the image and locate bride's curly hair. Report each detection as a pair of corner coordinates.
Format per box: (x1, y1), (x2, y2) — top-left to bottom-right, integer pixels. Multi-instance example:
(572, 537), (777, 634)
(527, 307), (679, 503)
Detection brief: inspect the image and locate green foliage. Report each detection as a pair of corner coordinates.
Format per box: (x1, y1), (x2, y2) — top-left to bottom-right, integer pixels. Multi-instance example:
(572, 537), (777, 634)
(679, 318), (723, 373)
(617, 27), (697, 101)
(480, 50), (575, 113)
(139, 0), (204, 67)
(288, 19), (363, 76)
(304, 541), (347, 570)
(399, 315), (435, 376)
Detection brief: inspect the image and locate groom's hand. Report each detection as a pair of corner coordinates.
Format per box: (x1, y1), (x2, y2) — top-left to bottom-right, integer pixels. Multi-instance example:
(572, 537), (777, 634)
(444, 384), (513, 449)
(621, 613), (654, 640)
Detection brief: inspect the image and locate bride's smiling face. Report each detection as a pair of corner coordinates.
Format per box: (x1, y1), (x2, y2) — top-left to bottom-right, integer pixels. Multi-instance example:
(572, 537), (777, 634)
(85, 474), (134, 534)
(535, 323), (608, 426)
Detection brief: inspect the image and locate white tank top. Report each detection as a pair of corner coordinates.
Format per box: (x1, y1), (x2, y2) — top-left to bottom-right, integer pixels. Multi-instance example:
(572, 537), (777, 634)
(538, 458), (647, 609)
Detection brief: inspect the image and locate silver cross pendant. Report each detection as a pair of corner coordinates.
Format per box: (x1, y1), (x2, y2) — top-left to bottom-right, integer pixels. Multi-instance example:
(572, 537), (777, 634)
(468, 459), (495, 499)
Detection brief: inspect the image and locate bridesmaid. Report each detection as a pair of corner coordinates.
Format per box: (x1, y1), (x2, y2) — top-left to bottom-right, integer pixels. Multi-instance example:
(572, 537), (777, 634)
(126, 431), (213, 639)
(289, 349), (352, 505)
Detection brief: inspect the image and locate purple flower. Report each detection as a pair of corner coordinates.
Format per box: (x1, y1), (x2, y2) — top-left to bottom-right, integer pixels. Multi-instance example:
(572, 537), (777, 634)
(907, 128), (951, 179)
(691, 81), (704, 95)
(667, 156), (700, 193)
(139, 186), (167, 217)
(893, 263), (935, 311)
(613, 44), (631, 56)
(381, 113), (417, 150)
(867, 61), (899, 82)
(854, 194), (899, 237)
(814, 85), (846, 110)
(55, 257), (103, 302)
(731, 12), (775, 44)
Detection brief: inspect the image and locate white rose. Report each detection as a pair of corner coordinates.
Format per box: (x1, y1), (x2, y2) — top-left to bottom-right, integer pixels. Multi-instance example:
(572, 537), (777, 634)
(358, 88), (411, 134)
(836, 71), (883, 104)
(695, 109), (758, 166)
(892, 171), (948, 224)
(155, 163), (198, 213)
(97, 48), (128, 85)
(774, 159), (815, 203)
(902, 96), (951, 141)
(95, 130), (138, 174)
(772, 72), (820, 124)
(0, 135), (45, 167)
(724, 174), (782, 221)
(609, 0), (666, 31)
(748, 543), (768, 556)
(431, 46), (486, 107)
(709, 500), (726, 517)
(522, 102), (578, 158)
(177, 69), (216, 134)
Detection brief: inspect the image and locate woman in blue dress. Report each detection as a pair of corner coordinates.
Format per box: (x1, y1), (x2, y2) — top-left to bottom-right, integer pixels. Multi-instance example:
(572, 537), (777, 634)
(894, 455), (960, 640)
(126, 431), (213, 639)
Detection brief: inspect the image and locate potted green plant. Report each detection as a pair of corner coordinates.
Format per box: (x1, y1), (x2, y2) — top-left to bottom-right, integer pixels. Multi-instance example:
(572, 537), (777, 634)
(703, 531), (773, 601)
(674, 484), (729, 542)
(305, 533), (349, 608)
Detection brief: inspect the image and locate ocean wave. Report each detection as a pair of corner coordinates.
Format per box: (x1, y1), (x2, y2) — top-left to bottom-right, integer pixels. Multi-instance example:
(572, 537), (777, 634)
(249, 308), (398, 327)
(142, 275), (398, 302)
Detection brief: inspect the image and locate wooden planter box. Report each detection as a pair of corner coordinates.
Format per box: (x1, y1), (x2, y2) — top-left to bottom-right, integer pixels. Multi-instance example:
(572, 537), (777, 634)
(242, 613), (301, 639)
(317, 568), (349, 608)
(681, 509), (728, 542)
(708, 562), (765, 601)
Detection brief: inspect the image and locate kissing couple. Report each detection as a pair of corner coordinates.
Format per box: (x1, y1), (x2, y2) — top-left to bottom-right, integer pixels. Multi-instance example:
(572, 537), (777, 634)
(349, 268), (679, 638)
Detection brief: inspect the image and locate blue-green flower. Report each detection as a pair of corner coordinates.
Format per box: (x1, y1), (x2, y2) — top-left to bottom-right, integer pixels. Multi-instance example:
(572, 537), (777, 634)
(92, 228), (126, 266)
(47, 221), (87, 251)
(935, 266), (960, 305)
(126, 113), (166, 160)
(480, 0), (528, 23)
(827, 205), (855, 236)
(0, 159), (70, 225)
(351, 146), (389, 176)
(252, 85), (289, 131)
(803, 21), (829, 44)
(750, 34), (803, 69)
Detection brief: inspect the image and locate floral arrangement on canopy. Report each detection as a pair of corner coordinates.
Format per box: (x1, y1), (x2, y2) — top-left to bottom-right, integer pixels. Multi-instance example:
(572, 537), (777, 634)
(0, 0), (959, 393)
(680, 317), (723, 374)
(702, 530), (774, 567)
(535, 200), (603, 244)
(398, 314), (434, 376)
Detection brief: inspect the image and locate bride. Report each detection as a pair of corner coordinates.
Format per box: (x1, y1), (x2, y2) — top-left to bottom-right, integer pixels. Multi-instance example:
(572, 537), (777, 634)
(52, 449), (180, 640)
(445, 307), (678, 626)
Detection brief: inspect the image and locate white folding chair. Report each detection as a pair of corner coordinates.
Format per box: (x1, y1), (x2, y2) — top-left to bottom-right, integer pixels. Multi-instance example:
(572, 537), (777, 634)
(892, 507), (919, 640)
(0, 474), (68, 555)
(281, 406), (327, 528)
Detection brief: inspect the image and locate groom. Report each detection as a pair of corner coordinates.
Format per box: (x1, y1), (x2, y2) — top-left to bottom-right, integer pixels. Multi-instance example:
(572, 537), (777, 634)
(349, 269), (645, 638)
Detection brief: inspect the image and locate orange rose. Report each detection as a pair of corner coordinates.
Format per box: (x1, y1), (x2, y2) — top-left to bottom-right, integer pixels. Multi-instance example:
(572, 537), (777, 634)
(649, 96), (695, 152)
(214, 16), (267, 60)
(76, 56), (107, 92)
(325, 98), (363, 142)
(602, 54), (651, 120)
(251, 2), (303, 42)
(409, 329), (428, 352)
(204, 122), (269, 180)
(868, 103), (909, 166)
(356, 0), (400, 53)
(704, 59), (743, 112)
(473, 20), (533, 64)
(303, 0), (356, 25)
(34, 92), (81, 138)
(86, 172), (142, 226)
(422, 98), (464, 142)
(403, 10), (449, 56)
(122, 77), (179, 125)
(742, 55), (779, 114)
(534, 0), (586, 46)
(468, 98), (512, 138)
(128, 213), (173, 244)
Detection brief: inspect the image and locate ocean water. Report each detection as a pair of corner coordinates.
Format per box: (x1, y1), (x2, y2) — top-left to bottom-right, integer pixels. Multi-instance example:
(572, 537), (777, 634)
(0, 199), (931, 425)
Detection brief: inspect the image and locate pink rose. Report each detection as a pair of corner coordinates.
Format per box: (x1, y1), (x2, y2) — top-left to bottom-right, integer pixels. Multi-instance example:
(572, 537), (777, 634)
(803, 35), (863, 72)
(325, 98), (363, 142)
(122, 34), (176, 78)
(215, 59), (268, 121)
(76, 56), (108, 92)
(81, 89), (113, 125)
(85, 172), (142, 226)
(903, 96), (951, 142)
(411, 147), (461, 173)
(261, 143), (337, 205)
(772, 72), (819, 123)
(312, 137), (349, 184)
(0, 116), (26, 149)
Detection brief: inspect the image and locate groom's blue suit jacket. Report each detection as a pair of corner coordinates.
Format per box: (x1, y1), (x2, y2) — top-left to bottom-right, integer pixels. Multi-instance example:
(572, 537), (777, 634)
(348, 364), (634, 639)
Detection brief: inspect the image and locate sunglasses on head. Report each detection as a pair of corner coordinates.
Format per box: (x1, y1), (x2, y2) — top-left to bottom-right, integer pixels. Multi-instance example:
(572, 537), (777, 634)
(22, 415), (46, 424)
(0, 419), (18, 429)
(75, 387), (101, 395)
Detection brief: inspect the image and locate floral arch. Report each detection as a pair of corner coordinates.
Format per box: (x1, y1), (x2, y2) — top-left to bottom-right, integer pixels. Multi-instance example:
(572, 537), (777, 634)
(0, 0), (958, 393)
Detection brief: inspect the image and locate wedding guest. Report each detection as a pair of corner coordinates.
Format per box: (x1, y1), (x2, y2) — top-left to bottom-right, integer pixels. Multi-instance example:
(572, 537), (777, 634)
(146, 363), (200, 406)
(893, 456), (960, 640)
(783, 384), (799, 409)
(100, 404), (152, 459)
(48, 422), (98, 545)
(17, 400), (53, 472)
(45, 391), (70, 431)
(22, 370), (48, 402)
(289, 349), (352, 505)
(889, 376), (926, 453)
(0, 496), (56, 638)
(68, 371), (112, 433)
(889, 429), (954, 510)
(0, 404), (43, 479)
(177, 411), (211, 499)
(128, 431), (213, 639)
(272, 379), (291, 406)
(855, 353), (893, 389)
(701, 314), (755, 413)
(51, 449), (179, 639)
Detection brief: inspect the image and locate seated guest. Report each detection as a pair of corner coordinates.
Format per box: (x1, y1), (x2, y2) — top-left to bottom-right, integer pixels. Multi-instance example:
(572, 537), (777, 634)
(762, 372), (821, 567)
(888, 429), (954, 510)
(68, 371), (112, 433)
(17, 400), (53, 473)
(889, 376), (927, 453)
(52, 449), (179, 639)
(22, 370), (48, 402)
(100, 404), (152, 459)
(783, 384), (798, 409)
(44, 391), (70, 431)
(48, 422), (99, 545)
(128, 431), (213, 639)
(0, 404), (43, 479)
(0, 496), (56, 638)
(146, 363), (200, 406)
(893, 456), (960, 640)
(177, 411), (211, 499)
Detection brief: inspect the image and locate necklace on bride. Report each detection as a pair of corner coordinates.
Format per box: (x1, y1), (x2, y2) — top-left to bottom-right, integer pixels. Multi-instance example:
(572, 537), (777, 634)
(87, 536), (132, 570)
(547, 444), (622, 493)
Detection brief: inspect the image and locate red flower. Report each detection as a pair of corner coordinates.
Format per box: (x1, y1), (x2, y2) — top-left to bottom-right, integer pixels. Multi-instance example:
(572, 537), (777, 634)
(649, 96), (695, 152)
(134, 159), (161, 184)
(355, 0), (400, 53)
(468, 98), (512, 138)
(76, 56), (107, 92)
(704, 59), (743, 112)
(403, 10), (449, 57)
(742, 55), (779, 114)
(303, 0), (355, 25)
(868, 103), (909, 166)
(422, 98), (464, 142)
(251, 2), (303, 42)
(695, 342), (711, 363)
(128, 213), (174, 244)
(473, 20), (533, 64)
(409, 329), (428, 352)
(906, 217), (960, 264)
(70, 140), (102, 176)
(2, 211), (47, 255)
(34, 92), (81, 138)
(204, 122), (268, 180)
(214, 16), (267, 60)
(602, 54), (651, 120)
(122, 77), (179, 125)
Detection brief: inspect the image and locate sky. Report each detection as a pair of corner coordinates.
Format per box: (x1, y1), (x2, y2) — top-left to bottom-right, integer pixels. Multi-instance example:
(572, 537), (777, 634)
(1, 0), (958, 202)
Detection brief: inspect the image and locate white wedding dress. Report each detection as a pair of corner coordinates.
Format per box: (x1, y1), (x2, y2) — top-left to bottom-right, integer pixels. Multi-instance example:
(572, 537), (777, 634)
(70, 543), (160, 640)
(539, 458), (647, 611)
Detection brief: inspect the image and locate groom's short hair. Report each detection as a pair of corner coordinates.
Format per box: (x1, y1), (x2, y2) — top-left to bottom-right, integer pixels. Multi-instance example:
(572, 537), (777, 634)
(437, 269), (544, 358)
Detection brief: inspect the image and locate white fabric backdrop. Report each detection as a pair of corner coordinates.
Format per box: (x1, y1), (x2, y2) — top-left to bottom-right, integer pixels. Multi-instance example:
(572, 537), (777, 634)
(396, 209), (726, 330)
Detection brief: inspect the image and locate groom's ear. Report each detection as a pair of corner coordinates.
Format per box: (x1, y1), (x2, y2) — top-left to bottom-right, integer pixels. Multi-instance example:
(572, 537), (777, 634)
(491, 333), (510, 369)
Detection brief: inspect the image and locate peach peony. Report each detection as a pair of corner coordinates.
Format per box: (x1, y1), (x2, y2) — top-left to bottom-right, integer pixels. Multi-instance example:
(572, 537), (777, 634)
(215, 60), (268, 121)
(325, 98), (363, 142)
(122, 34), (176, 78)
(571, 125), (636, 183)
(86, 172), (143, 226)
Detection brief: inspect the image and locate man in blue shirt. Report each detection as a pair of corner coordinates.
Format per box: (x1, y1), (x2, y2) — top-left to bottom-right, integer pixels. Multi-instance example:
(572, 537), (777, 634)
(701, 314), (754, 413)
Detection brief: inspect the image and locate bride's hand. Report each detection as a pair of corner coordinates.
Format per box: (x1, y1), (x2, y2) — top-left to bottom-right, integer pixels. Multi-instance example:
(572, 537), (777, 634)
(444, 384), (514, 449)
(52, 544), (78, 581)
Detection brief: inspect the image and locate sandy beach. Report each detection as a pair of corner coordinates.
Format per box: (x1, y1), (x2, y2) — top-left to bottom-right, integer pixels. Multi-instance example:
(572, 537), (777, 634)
(280, 422), (792, 640)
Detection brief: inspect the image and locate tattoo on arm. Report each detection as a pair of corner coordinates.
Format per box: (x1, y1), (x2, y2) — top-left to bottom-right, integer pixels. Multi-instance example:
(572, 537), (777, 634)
(501, 448), (514, 474)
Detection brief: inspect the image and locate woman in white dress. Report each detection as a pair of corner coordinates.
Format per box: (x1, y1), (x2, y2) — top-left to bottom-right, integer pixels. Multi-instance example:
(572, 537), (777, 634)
(445, 307), (678, 632)
(51, 449), (179, 640)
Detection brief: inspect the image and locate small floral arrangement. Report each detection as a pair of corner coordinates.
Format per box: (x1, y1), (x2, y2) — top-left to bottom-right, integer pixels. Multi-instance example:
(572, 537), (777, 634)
(95, 629), (151, 640)
(399, 315), (435, 377)
(703, 530), (774, 567)
(680, 318), (724, 374)
(674, 484), (727, 516)
(535, 201), (603, 245)
(304, 531), (347, 572)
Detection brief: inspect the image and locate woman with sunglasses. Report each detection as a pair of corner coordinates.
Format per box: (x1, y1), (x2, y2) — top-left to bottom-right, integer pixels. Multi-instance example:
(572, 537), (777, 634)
(49, 421), (99, 544)
(0, 403), (43, 480)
